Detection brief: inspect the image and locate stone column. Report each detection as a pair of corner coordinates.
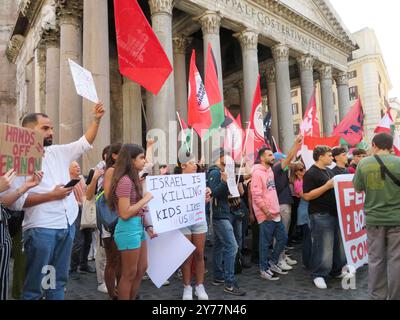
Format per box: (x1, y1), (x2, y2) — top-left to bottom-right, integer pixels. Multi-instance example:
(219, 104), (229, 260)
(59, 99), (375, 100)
(34, 47), (46, 113)
(336, 71), (351, 121)
(173, 35), (191, 122)
(319, 64), (335, 136)
(148, 0), (175, 165)
(266, 64), (279, 141)
(272, 44), (293, 153)
(297, 55), (314, 116)
(122, 77), (142, 144)
(235, 29), (259, 122)
(57, 0), (83, 144)
(42, 28), (60, 144)
(235, 80), (245, 125)
(197, 11), (223, 102)
(82, 0), (110, 171)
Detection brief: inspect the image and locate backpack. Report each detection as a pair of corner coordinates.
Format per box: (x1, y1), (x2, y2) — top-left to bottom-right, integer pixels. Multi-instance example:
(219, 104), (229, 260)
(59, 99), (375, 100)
(95, 191), (118, 234)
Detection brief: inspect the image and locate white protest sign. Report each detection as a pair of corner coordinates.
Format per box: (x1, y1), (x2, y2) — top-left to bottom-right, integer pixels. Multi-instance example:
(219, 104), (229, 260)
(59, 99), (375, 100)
(146, 173), (206, 234)
(68, 59), (99, 103)
(225, 155), (240, 197)
(146, 230), (195, 288)
(333, 174), (368, 270)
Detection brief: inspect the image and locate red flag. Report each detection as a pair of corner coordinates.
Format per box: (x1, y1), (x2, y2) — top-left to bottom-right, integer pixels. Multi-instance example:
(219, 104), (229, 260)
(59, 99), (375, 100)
(300, 88), (320, 137)
(223, 108), (244, 162)
(301, 136), (341, 169)
(374, 106), (394, 134)
(248, 75), (265, 151)
(187, 50), (212, 139)
(114, 0), (172, 95)
(333, 98), (364, 146)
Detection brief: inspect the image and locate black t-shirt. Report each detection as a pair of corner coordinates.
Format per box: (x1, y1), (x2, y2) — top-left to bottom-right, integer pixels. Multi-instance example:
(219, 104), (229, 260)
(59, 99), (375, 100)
(272, 163), (294, 205)
(303, 165), (337, 216)
(331, 165), (348, 176)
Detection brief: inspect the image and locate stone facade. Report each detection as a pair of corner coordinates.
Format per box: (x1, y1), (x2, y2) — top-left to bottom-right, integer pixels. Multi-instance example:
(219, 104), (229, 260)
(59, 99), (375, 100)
(4, 0), (357, 170)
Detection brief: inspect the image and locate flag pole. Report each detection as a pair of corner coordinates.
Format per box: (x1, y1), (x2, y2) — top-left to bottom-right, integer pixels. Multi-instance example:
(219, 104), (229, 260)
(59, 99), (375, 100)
(236, 121), (251, 186)
(176, 112), (191, 153)
(190, 127), (194, 154)
(140, 98), (149, 130)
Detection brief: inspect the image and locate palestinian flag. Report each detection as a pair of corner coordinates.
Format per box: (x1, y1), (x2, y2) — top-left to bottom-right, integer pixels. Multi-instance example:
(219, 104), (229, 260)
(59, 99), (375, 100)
(187, 47), (224, 141)
(177, 113), (191, 153)
(374, 106), (395, 134)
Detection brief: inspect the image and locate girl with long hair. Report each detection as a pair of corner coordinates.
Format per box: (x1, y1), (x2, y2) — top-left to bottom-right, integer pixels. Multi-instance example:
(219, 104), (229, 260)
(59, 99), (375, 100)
(110, 144), (156, 300)
(176, 151), (210, 300)
(102, 142), (122, 299)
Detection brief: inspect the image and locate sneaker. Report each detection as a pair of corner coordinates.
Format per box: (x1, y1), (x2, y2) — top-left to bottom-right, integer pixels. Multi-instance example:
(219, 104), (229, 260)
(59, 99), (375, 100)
(97, 283), (108, 294)
(269, 263), (288, 275)
(211, 278), (225, 286)
(69, 271), (80, 280)
(78, 265), (96, 273)
(260, 269), (280, 281)
(285, 256), (298, 266)
(162, 280), (170, 286)
(313, 277), (327, 289)
(195, 284), (209, 300)
(278, 260), (293, 271)
(182, 285), (193, 300)
(224, 284), (246, 296)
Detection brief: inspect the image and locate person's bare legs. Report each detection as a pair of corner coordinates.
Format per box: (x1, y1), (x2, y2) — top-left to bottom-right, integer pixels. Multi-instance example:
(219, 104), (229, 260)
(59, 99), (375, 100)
(130, 241), (148, 300)
(192, 233), (207, 285)
(103, 238), (120, 299)
(182, 235), (194, 286)
(118, 248), (140, 300)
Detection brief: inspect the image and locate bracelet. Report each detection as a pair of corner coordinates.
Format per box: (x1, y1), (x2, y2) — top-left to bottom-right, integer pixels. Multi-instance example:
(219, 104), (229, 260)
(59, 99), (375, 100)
(144, 225), (153, 231)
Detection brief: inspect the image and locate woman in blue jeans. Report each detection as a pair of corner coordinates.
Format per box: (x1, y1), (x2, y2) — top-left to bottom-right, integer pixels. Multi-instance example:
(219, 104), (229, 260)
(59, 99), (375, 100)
(109, 144), (157, 300)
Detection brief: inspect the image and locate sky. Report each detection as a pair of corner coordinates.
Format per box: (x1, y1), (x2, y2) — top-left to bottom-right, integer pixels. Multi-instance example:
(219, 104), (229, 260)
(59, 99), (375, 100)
(329, 0), (400, 99)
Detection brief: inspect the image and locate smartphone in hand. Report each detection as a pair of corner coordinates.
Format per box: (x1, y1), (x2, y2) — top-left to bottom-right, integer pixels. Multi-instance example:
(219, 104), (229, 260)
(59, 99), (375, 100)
(63, 179), (81, 188)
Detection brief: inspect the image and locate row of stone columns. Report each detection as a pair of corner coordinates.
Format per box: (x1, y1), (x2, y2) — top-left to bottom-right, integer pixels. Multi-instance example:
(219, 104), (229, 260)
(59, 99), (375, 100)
(39, 1), (352, 164)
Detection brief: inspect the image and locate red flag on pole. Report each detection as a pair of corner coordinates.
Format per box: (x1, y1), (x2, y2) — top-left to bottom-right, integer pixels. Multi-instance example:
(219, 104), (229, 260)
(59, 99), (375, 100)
(300, 88), (320, 137)
(114, 0), (172, 95)
(333, 98), (364, 146)
(248, 75), (266, 152)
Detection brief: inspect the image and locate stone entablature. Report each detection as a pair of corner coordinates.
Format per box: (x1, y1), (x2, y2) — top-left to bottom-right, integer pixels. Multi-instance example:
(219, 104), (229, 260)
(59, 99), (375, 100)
(176, 0), (356, 71)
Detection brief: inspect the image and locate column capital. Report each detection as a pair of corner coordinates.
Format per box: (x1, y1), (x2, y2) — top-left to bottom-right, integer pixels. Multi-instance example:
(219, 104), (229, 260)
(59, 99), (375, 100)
(318, 64), (332, 80)
(297, 55), (314, 72)
(196, 11), (221, 35)
(335, 71), (349, 86)
(172, 35), (192, 55)
(40, 2), (60, 47)
(266, 65), (276, 83)
(272, 44), (289, 63)
(234, 29), (258, 50)
(262, 96), (268, 111)
(148, 0), (174, 16)
(56, 0), (83, 25)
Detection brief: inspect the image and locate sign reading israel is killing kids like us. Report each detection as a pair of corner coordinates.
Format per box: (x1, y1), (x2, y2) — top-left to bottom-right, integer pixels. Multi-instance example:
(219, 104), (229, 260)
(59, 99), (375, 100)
(333, 174), (368, 270)
(146, 173), (206, 234)
(0, 123), (44, 176)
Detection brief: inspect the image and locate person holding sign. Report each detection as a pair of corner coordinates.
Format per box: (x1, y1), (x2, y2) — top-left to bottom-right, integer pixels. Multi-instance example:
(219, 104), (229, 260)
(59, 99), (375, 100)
(175, 151), (210, 300)
(303, 146), (346, 290)
(109, 144), (157, 300)
(19, 102), (105, 300)
(207, 148), (246, 297)
(353, 133), (400, 300)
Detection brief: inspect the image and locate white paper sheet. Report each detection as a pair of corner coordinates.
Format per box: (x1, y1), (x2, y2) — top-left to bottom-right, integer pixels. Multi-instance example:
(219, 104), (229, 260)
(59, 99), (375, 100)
(147, 230), (195, 288)
(68, 59), (99, 103)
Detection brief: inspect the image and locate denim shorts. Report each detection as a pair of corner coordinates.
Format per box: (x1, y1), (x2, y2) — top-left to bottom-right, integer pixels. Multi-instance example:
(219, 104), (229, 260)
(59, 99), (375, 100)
(114, 217), (145, 251)
(180, 221), (208, 236)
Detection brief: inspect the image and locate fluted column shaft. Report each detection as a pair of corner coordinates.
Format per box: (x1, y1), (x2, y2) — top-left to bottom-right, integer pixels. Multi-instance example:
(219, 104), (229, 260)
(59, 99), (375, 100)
(235, 29), (259, 122)
(297, 55), (314, 116)
(319, 64), (335, 136)
(336, 72), (351, 121)
(266, 64), (279, 141)
(272, 44), (293, 153)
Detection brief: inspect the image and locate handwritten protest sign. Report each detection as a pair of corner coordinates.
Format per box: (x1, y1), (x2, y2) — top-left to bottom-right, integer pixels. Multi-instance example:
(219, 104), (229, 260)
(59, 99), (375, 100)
(0, 123), (43, 176)
(334, 174), (368, 269)
(68, 59), (99, 103)
(146, 230), (195, 288)
(225, 155), (240, 197)
(146, 173), (206, 234)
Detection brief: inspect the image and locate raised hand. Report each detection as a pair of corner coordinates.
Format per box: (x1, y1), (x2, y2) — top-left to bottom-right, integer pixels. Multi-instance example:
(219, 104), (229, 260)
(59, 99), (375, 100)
(24, 171), (44, 189)
(0, 169), (17, 193)
(94, 102), (105, 121)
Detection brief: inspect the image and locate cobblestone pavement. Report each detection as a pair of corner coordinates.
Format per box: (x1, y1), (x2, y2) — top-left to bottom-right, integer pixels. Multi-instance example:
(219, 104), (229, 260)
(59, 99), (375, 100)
(58, 242), (369, 300)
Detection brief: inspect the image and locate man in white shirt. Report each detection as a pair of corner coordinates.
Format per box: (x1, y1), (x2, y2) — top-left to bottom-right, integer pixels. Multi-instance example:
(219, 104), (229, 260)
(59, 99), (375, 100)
(20, 102), (105, 300)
